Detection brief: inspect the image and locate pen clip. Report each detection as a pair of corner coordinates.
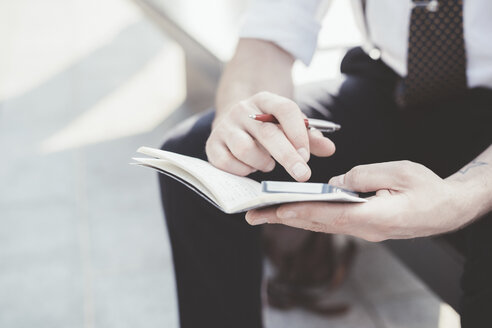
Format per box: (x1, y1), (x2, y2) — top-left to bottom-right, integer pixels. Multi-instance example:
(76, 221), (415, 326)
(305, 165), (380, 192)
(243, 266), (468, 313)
(307, 118), (341, 132)
(309, 127), (338, 133)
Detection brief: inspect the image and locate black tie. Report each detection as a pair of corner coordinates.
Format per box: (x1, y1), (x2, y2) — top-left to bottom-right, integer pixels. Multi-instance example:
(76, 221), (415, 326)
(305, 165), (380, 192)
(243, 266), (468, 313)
(395, 0), (468, 109)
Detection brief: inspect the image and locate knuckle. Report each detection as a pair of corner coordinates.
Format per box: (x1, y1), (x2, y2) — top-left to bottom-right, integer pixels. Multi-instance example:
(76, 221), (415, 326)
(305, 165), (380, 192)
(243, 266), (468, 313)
(205, 136), (213, 149)
(275, 152), (294, 166)
(407, 160), (426, 173)
(397, 160), (418, 180)
(208, 126), (220, 138)
(346, 165), (364, 184)
(212, 125), (228, 140)
(211, 152), (229, 168)
(274, 99), (296, 112)
(254, 91), (272, 100)
(399, 160), (414, 170)
(258, 122), (280, 139)
(272, 101), (298, 117)
(400, 160), (414, 166)
(205, 143), (213, 159)
(291, 131), (309, 147)
(205, 139), (218, 158)
(261, 159), (275, 172)
(233, 147), (248, 160)
(232, 141), (254, 159)
(400, 160), (418, 170)
(236, 100), (250, 112)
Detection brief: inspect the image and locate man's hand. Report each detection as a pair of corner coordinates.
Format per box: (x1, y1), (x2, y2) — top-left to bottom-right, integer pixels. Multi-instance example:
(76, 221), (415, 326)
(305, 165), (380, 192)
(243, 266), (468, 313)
(206, 91), (335, 181)
(208, 39), (335, 181)
(246, 160), (476, 242)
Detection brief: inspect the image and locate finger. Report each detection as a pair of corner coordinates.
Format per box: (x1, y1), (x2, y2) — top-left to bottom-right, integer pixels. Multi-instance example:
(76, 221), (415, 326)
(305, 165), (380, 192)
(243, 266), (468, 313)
(206, 142), (256, 176)
(225, 131), (276, 172)
(246, 206), (331, 233)
(276, 202), (365, 234)
(246, 202), (359, 234)
(328, 161), (418, 192)
(252, 92), (310, 161)
(247, 200), (390, 241)
(308, 128), (336, 157)
(245, 206), (277, 225)
(245, 120), (311, 181)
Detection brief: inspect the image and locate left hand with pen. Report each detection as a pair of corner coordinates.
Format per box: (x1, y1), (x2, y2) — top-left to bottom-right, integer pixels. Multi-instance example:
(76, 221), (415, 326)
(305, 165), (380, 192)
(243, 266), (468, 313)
(246, 160), (480, 241)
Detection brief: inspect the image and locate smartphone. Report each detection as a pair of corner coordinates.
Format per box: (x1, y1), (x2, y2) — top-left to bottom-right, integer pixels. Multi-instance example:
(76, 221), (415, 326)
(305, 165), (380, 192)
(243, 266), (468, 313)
(261, 181), (358, 197)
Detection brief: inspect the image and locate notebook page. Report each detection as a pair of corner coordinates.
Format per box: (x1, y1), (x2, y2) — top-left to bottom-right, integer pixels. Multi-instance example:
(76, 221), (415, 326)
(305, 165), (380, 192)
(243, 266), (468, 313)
(138, 147), (261, 210)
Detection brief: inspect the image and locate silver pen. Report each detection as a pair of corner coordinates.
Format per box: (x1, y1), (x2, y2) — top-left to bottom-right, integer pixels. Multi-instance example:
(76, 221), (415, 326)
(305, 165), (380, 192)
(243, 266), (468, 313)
(249, 114), (341, 133)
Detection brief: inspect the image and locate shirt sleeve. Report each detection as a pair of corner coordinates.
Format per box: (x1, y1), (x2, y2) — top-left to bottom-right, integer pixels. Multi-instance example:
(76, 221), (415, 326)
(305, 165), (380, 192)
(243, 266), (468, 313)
(239, 0), (332, 65)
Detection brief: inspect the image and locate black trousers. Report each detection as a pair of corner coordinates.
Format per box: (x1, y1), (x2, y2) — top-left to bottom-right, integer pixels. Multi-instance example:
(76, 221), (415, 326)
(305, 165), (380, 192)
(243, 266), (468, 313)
(159, 48), (492, 328)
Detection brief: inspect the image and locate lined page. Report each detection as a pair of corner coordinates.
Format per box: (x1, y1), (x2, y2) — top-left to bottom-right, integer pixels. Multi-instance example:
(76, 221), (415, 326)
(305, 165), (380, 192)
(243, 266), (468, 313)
(138, 147), (261, 211)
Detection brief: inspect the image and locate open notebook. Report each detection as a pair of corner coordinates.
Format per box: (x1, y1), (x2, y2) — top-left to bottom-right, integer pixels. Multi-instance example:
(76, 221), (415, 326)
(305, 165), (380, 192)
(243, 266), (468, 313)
(133, 147), (365, 214)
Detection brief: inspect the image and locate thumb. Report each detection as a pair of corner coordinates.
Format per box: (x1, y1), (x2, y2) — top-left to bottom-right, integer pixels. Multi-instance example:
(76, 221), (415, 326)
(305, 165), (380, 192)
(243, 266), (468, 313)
(329, 162), (407, 192)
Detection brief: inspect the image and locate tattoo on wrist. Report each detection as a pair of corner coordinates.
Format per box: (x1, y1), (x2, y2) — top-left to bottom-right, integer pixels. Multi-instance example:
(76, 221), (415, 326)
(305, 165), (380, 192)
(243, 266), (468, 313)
(459, 160), (488, 174)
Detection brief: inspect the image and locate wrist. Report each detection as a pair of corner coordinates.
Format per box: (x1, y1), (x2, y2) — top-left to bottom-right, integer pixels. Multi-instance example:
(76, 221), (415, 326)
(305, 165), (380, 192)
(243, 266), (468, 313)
(214, 39), (295, 128)
(445, 168), (492, 226)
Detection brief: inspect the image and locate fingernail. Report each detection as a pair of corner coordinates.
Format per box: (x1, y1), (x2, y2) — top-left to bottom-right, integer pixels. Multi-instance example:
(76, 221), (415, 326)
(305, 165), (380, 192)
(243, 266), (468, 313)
(292, 162), (309, 179)
(250, 218), (268, 226)
(278, 210), (297, 219)
(330, 174), (345, 186)
(297, 147), (310, 162)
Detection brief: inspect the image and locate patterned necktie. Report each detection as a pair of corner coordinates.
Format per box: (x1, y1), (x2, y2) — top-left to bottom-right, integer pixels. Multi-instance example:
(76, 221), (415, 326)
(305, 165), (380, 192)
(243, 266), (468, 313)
(395, 0), (468, 109)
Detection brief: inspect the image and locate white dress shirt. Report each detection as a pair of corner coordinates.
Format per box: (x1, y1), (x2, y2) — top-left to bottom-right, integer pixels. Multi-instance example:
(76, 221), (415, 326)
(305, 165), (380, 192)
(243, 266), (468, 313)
(239, 0), (492, 89)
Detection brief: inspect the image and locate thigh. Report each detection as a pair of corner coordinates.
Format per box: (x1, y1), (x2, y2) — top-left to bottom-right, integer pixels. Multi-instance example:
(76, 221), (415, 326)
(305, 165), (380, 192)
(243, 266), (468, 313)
(159, 111), (264, 327)
(399, 88), (492, 178)
(288, 77), (405, 182)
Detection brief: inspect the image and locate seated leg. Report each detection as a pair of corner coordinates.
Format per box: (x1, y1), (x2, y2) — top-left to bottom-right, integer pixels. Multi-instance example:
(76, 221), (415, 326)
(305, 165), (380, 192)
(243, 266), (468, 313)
(159, 111), (264, 328)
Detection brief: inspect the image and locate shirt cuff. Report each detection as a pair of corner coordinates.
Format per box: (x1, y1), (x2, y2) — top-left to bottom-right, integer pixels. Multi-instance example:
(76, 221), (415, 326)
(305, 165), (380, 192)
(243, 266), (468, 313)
(239, 1), (322, 65)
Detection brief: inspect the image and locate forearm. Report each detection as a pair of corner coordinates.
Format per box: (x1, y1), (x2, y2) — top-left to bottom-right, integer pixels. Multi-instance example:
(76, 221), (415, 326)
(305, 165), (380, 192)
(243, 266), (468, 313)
(446, 144), (492, 223)
(215, 38), (295, 121)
